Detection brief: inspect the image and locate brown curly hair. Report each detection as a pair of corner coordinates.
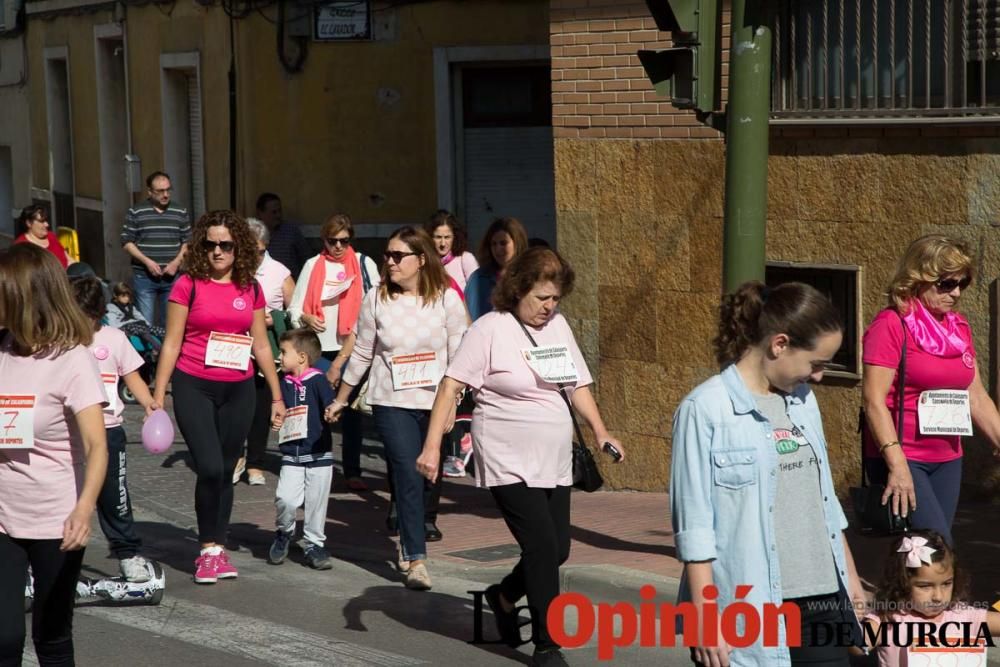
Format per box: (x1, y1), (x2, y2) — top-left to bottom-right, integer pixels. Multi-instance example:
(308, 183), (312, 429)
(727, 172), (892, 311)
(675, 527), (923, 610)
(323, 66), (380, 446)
(874, 530), (969, 621)
(183, 210), (259, 288)
(712, 281), (842, 368)
(493, 247), (575, 313)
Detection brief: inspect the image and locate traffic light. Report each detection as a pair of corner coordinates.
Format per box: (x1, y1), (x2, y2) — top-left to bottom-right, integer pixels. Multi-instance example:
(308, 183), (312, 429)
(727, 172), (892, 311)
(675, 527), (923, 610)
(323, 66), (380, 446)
(638, 0), (721, 113)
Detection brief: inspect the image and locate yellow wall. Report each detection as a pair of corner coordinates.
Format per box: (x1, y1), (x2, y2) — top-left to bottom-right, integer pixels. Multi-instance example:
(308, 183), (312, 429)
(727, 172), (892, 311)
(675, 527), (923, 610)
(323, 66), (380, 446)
(555, 136), (1000, 494)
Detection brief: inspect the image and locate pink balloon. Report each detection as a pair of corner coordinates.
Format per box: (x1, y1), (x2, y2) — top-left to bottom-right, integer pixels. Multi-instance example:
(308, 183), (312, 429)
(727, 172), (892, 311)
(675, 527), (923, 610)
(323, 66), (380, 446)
(142, 409), (174, 454)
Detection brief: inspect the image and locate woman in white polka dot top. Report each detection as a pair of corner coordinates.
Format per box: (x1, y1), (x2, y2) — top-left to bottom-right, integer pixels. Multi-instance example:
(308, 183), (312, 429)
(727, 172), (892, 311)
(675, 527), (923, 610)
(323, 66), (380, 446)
(328, 226), (468, 591)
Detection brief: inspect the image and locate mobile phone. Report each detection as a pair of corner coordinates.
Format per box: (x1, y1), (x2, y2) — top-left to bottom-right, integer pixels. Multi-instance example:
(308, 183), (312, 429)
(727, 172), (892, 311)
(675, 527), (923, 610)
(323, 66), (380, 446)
(602, 441), (623, 462)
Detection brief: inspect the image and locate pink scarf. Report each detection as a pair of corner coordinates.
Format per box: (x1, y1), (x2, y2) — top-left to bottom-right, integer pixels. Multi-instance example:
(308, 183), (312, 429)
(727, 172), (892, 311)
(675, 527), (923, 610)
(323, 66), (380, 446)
(440, 252), (455, 266)
(902, 299), (970, 357)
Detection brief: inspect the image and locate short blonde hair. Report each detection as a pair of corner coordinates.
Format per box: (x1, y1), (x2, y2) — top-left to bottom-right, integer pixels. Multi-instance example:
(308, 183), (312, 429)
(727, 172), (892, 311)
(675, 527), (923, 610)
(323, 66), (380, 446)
(887, 235), (975, 310)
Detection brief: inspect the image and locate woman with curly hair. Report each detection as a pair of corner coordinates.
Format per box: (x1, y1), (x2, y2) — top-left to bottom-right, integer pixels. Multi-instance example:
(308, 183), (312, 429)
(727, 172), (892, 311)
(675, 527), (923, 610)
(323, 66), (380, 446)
(862, 235), (1000, 546)
(153, 210), (286, 584)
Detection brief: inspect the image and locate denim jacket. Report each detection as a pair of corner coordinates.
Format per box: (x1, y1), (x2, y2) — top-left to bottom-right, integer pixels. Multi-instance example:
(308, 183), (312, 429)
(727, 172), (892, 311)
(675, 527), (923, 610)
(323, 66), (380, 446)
(670, 364), (851, 666)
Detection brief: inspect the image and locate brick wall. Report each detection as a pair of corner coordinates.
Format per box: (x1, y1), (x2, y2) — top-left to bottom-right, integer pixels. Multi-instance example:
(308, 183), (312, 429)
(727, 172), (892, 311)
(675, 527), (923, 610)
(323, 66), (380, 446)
(550, 0), (729, 140)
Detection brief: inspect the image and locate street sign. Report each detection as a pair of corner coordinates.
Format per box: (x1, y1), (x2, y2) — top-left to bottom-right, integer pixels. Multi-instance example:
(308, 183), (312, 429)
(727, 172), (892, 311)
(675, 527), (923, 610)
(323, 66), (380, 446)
(314, 1), (371, 41)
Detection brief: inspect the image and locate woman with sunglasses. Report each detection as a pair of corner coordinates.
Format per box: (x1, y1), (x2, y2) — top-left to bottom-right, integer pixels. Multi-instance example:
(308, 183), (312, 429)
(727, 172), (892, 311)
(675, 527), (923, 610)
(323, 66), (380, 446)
(327, 226), (468, 591)
(288, 213), (379, 492)
(13, 205), (74, 269)
(862, 234), (1000, 545)
(153, 211), (285, 583)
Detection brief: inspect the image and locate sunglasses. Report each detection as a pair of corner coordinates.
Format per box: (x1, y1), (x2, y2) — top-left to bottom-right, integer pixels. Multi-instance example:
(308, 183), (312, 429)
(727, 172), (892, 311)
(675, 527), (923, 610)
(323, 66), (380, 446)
(324, 237), (351, 248)
(201, 239), (235, 253)
(934, 276), (971, 292)
(383, 250), (419, 264)
(257, 249), (267, 257)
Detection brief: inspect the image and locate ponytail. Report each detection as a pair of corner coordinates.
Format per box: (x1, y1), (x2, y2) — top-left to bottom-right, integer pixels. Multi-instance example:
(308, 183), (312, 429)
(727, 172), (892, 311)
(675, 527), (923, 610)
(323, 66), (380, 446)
(712, 280), (842, 368)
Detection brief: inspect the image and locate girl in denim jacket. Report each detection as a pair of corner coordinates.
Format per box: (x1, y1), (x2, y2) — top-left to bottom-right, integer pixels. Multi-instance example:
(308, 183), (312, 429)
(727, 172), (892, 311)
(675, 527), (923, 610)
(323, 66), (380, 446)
(671, 281), (866, 667)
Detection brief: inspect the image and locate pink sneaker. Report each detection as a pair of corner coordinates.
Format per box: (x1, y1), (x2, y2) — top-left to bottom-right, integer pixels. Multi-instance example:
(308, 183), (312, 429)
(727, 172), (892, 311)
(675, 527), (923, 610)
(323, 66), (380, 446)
(194, 553), (219, 584)
(215, 549), (238, 579)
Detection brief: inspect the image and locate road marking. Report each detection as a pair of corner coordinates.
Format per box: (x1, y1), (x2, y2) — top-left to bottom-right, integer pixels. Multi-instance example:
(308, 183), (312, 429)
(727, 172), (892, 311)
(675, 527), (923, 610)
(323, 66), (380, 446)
(78, 598), (425, 666)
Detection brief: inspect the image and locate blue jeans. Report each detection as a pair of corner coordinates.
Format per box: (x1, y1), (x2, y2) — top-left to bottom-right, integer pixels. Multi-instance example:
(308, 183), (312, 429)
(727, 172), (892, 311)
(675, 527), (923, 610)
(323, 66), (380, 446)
(865, 456), (963, 545)
(131, 266), (177, 328)
(373, 405), (428, 562)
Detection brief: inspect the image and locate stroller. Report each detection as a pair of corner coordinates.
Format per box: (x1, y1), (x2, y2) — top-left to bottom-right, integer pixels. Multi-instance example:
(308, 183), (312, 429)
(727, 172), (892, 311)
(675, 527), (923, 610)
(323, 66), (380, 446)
(103, 291), (162, 406)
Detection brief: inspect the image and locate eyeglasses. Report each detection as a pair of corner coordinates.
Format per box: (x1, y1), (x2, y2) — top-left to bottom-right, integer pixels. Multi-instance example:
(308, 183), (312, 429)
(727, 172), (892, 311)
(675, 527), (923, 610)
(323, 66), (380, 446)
(934, 276), (971, 293)
(201, 239), (235, 253)
(151, 187), (173, 195)
(383, 250), (419, 264)
(31, 217), (48, 224)
(324, 237), (351, 248)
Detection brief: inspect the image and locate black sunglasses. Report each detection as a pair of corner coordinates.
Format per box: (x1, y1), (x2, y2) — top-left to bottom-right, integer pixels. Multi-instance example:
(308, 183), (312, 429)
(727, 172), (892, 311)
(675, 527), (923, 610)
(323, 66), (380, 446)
(324, 237), (351, 248)
(383, 250), (419, 264)
(935, 276), (971, 293)
(201, 239), (235, 253)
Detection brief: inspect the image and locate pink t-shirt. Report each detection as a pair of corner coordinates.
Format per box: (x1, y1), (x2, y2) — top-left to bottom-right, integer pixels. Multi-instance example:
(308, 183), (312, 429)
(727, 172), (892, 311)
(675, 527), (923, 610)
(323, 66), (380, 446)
(445, 311), (593, 489)
(443, 252), (479, 291)
(0, 336), (107, 539)
(255, 253), (292, 312)
(168, 275), (265, 382)
(90, 326), (145, 428)
(862, 308), (975, 462)
(865, 606), (988, 666)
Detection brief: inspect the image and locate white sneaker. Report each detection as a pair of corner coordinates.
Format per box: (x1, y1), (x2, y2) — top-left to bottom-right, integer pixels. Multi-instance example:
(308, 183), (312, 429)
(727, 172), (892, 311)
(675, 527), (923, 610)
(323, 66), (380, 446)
(119, 556), (153, 583)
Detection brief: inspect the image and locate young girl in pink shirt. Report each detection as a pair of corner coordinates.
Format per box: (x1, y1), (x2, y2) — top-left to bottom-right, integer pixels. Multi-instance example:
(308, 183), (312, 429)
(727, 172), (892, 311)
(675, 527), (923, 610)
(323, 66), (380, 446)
(0, 244), (108, 665)
(865, 530), (1000, 665)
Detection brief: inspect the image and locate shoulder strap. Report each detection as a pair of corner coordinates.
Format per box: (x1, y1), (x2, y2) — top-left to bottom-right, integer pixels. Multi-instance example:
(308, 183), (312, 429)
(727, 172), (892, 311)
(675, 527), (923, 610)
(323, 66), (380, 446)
(512, 313), (588, 447)
(359, 253), (372, 293)
(861, 313), (908, 487)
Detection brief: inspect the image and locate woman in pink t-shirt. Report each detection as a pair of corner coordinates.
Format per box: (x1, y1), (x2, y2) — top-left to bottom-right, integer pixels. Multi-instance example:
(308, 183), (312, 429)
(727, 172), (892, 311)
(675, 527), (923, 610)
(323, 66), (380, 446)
(153, 211), (286, 584)
(416, 247), (624, 665)
(424, 209), (478, 291)
(0, 244), (108, 665)
(862, 235), (1000, 545)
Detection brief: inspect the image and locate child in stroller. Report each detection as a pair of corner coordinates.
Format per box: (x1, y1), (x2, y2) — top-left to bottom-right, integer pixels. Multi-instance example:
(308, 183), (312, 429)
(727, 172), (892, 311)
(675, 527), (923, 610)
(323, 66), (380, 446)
(105, 282), (163, 404)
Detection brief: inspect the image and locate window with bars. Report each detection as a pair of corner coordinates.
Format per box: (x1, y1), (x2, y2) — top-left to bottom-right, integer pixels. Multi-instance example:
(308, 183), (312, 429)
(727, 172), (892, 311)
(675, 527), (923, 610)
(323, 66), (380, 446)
(772, 0), (1000, 119)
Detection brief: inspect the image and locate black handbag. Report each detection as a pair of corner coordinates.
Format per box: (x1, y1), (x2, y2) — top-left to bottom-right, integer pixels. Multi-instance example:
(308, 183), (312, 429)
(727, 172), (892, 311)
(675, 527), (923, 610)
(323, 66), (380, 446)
(514, 315), (604, 492)
(851, 312), (910, 536)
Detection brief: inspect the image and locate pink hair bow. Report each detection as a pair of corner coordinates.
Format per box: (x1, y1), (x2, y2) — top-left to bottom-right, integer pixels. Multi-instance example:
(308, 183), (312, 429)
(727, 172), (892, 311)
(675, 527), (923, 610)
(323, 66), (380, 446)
(898, 536), (936, 568)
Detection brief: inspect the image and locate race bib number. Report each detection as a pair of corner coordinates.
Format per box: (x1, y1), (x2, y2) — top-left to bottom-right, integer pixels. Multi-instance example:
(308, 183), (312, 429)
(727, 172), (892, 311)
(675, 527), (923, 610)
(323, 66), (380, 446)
(0, 395), (35, 449)
(205, 332), (253, 370)
(917, 390), (972, 436)
(278, 405), (308, 444)
(907, 639), (987, 666)
(521, 344), (579, 384)
(321, 276), (354, 302)
(390, 352), (441, 390)
(101, 373), (119, 413)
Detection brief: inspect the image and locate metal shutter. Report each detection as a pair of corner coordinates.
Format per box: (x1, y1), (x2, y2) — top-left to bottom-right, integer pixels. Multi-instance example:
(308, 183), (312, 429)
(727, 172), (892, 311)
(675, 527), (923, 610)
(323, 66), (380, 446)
(187, 72), (206, 218)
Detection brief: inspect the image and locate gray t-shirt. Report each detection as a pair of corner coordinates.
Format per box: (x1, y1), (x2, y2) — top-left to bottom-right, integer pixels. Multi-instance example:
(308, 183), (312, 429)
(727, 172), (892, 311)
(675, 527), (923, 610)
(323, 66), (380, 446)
(754, 392), (838, 599)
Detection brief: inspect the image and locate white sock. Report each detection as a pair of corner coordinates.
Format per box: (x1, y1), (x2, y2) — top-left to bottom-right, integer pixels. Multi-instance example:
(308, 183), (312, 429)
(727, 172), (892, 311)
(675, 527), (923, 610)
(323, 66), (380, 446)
(200, 546), (223, 556)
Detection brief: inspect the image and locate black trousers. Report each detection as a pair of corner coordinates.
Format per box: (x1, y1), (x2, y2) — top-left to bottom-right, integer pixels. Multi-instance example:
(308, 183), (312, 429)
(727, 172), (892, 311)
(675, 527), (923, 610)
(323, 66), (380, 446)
(490, 483), (571, 651)
(171, 369), (255, 544)
(322, 351), (363, 479)
(96, 426), (141, 559)
(0, 534), (84, 666)
(246, 373), (271, 470)
(788, 593), (852, 666)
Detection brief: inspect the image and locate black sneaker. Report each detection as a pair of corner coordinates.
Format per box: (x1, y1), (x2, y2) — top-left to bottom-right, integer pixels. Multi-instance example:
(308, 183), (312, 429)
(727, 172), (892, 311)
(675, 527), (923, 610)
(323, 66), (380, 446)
(424, 522), (443, 542)
(484, 584), (521, 647)
(531, 648), (569, 666)
(267, 531), (291, 565)
(304, 544), (333, 570)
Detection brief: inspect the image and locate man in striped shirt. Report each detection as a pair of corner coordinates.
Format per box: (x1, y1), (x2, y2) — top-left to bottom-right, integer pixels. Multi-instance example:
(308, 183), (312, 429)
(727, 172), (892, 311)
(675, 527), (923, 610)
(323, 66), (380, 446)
(121, 171), (191, 327)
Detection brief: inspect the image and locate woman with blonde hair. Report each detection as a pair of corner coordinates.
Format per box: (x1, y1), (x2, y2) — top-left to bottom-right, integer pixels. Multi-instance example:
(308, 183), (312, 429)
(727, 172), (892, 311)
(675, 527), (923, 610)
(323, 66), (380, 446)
(328, 226), (468, 590)
(862, 234), (1000, 545)
(0, 244), (108, 665)
(153, 210), (285, 583)
(289, 213), (379, 491)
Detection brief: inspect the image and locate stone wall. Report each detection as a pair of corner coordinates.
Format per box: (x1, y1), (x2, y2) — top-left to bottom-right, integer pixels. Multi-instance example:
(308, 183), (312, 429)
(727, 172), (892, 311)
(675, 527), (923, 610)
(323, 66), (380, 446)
(551, 1), (1000, 496)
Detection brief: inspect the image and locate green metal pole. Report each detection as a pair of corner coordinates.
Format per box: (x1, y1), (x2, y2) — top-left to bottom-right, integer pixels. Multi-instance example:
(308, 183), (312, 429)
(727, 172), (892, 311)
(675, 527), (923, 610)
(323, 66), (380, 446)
(722, 0), (773, 293)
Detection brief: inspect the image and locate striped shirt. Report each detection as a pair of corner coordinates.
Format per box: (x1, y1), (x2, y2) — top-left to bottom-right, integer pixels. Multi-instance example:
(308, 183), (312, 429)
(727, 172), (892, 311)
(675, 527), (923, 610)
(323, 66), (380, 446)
(121, 201), (191, 266)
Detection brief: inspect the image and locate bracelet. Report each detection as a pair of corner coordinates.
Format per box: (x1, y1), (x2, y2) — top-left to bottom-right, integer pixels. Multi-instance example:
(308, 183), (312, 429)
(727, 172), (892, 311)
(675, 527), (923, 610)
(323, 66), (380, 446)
(272, 398), (283, 404)
(879, 441), (901, 454)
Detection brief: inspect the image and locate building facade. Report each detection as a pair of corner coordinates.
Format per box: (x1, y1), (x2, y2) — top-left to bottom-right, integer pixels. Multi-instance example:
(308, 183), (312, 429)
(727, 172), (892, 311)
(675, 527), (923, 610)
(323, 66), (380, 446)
(552, 0), (1000, 494)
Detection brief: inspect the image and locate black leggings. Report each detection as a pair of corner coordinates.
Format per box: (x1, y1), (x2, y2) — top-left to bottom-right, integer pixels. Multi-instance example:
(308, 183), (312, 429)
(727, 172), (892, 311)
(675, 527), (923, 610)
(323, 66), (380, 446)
(171, 369), (255, 544)
(490, 483), (571, 651)
(246, 373), (271, 470)
(0, 534), (84, 666)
